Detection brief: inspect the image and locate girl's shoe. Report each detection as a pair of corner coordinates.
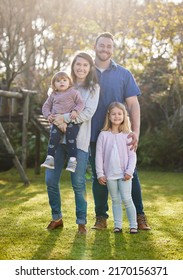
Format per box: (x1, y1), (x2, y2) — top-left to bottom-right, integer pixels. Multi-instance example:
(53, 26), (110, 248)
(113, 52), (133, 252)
(130, 228), (138, 234)
(66, 159), (77, 172)
(113, 227), (122, 233)
(41, 156), (55, 169)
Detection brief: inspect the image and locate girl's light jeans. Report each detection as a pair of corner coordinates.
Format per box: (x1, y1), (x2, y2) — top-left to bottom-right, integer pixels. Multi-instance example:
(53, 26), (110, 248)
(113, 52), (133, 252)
(45, 143), (88, 225)
(107, 178), (137, 229)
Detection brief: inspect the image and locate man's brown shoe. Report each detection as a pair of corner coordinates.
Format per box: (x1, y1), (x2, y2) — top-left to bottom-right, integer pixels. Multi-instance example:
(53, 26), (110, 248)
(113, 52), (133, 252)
(91, 216), (107, 230)
(78, 224), (87, 234)
(46, 219), (63, 230)
(137, 214), (151, 230)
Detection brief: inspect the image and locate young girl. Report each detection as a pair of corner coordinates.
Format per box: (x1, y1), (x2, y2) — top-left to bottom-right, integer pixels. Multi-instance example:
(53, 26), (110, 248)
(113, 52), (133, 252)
(41, 71), (84, 172)
(95, 102), (138, 234)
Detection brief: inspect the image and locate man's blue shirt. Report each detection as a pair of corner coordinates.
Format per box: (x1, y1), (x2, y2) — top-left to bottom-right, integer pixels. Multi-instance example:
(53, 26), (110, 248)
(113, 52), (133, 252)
(91, 60), (141, 142)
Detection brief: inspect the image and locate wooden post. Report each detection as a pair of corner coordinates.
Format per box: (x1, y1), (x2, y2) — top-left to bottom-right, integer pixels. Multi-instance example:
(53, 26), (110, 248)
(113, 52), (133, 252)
(0, 122), (30, 185)
(0, 88), (37, 176)
(11, 98), (18, 116)
(0, 90), (23, 116)
(21, 91), (30, 170)
(0, 90), (23, 98)
(35, 128), (41, 174)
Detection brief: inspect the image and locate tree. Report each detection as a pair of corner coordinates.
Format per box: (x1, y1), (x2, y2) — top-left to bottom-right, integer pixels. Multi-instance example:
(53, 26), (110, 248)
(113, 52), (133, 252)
(0, 0), (183, 170)
(0, 0), (40, 89)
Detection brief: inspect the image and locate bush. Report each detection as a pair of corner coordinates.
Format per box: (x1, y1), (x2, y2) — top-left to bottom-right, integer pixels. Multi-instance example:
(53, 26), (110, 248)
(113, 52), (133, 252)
(138, 121), (183, 171)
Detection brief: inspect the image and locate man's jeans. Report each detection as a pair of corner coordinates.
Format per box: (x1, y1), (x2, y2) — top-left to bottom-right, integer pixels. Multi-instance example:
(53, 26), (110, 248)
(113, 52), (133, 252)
(45, 144), (89, 224)
(89, 142), (144, 218)
(107, 179), (137, 229)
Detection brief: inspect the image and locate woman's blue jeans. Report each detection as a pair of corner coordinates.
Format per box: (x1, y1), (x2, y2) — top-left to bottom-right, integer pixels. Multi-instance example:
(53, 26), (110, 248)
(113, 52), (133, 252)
(45, 144), (88, 224)
(89, 142), (144, 218)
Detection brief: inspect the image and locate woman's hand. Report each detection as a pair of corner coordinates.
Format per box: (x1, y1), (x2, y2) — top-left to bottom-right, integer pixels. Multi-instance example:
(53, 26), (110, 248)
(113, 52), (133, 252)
(57, 123), (67, 133)
(54, 114), (64, 126)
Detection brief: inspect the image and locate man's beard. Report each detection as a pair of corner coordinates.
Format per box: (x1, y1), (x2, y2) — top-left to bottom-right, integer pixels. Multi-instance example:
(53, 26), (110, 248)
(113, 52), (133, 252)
(96, 51), (111, 62)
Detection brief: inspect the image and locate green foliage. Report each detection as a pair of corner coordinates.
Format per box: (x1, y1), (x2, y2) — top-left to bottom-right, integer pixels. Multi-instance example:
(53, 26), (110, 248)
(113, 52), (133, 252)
(0, 169), (183, 260)
(1, 0), (183, 171)
(26, 132), (48, 167)
(138, 120), (183, 171)
(138, 52), (183, 171)
(0, 122), (48, 168)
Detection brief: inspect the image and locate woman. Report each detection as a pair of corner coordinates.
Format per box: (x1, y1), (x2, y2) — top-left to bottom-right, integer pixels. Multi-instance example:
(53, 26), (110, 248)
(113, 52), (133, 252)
(45, 52), (99, 234)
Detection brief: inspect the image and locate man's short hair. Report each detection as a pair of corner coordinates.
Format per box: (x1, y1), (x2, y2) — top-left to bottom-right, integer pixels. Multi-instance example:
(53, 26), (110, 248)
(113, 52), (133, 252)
(95, 32), (114, 44)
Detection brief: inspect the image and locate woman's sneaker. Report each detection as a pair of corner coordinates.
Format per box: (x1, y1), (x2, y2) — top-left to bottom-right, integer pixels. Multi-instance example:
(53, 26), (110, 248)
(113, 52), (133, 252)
(41, 156), (55, 169)
(66, 158), (77, 172)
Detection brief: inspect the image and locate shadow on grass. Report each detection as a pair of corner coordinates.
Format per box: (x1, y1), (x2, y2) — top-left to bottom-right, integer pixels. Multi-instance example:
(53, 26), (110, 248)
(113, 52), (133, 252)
(0, 169), (46, 210)
(90, 229), (112, 260)
(31, 228), (64, 260)
(113, 233), (128, 259)
(64, 232), (87, 260)
(0, 169), (182, 260)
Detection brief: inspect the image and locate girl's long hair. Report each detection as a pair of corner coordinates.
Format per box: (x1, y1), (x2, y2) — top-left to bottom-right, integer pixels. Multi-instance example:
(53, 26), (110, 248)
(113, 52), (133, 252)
(71, 51), (98, 93)
(102, 102), (131, 133)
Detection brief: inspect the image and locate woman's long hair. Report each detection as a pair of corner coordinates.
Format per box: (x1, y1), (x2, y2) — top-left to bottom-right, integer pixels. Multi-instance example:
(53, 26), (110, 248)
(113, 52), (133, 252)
(71, 51), (98, 93)
(102, 102), (131, 133)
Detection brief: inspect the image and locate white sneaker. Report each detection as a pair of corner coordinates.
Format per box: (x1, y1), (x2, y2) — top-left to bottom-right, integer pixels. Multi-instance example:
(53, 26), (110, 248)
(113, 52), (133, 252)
(41, 156), (55, 169)
(66, 158), (77, 172)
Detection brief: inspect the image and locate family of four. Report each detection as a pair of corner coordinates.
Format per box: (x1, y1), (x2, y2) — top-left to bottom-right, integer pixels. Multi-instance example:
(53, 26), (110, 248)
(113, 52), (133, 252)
(41, 32), (151, 234)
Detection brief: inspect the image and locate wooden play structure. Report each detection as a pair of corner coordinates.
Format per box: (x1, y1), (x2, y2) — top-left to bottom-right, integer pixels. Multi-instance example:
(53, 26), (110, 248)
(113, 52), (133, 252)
(0, 88), (49, 185)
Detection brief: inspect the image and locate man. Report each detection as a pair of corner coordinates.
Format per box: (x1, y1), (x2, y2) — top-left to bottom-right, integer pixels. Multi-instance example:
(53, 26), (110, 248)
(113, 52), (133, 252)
(89, 32), (150, 230)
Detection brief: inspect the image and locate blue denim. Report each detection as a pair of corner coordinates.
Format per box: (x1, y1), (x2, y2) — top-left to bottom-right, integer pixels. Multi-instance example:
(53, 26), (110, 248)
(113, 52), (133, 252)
(89, 142), (144, 218)
(89, 142), (109, 218)
(47, 123), (80, 158)
(131, 168), (144, 215)
(45, 143), (88, 224)
(107, 179), (137, 229)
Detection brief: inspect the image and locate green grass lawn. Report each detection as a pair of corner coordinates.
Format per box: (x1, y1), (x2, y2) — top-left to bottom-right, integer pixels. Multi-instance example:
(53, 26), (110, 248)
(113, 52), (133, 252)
(0, 168), (182, 260)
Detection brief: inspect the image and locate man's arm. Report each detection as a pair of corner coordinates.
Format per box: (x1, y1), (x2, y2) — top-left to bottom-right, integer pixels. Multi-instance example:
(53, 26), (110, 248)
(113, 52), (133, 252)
(125, 96), (140, 150)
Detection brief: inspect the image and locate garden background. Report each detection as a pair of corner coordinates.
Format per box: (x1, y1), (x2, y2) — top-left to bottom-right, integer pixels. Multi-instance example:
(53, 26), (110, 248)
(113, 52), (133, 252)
(0, 0), (183, 262)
